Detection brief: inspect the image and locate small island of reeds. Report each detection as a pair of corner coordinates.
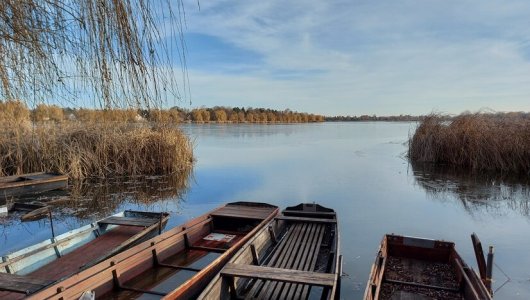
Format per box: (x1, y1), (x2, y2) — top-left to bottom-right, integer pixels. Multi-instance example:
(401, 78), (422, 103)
(0, 101), (194, 180)
(408, 112), (530, 175)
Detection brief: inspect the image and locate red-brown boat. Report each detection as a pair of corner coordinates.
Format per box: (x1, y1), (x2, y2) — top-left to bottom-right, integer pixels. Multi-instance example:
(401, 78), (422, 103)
(364, 234), (492, 300)
(14, 202), (278, 300)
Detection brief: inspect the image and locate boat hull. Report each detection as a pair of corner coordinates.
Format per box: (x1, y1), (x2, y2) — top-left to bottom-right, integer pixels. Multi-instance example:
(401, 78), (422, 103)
(364, 234), (492, 300)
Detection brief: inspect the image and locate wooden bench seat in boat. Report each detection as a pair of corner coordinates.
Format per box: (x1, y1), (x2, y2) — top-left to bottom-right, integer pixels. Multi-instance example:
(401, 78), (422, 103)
(210, 205), (279, 220)
(98, 216), (159, 227)
(275, 215), (337, 224)
(221, 263), (335, 287)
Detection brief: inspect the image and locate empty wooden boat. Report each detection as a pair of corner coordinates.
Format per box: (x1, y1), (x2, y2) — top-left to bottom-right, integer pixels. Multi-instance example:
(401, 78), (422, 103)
(364, 234), (492, 300)
(22, 201), (279, 300)
(10, 203), (50, 222)
(0, 172), (68, 201)
(199, 203), (342, 300)
(0, 210), (169, 298)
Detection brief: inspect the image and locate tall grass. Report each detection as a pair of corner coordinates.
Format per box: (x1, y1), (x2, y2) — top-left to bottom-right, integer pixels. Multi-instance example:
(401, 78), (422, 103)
(0, 122), (194, 180)
(0, 100), (194, 179)
(408, 113), (530, 174)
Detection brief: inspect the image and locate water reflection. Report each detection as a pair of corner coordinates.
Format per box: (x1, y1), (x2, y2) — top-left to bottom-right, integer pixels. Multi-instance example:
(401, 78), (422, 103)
(411, 162), (530, 217)
(59, 174), (190, 218)
(1, 172), (191, 253)
(180, 123), (299, 138)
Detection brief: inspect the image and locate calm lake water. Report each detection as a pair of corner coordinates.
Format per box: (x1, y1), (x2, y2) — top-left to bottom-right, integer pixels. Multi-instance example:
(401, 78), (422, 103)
(2, 122), (530, 299)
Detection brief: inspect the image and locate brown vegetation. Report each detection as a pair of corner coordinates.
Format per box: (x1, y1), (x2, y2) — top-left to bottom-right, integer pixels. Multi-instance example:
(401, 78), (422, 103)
(0, 101), (193, 180)
(408, 113), (530, 174)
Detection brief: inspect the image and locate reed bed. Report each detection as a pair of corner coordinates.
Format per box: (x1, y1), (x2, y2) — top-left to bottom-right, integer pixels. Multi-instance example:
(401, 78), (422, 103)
(0, 122), (194, 180)
(408, 113), (530, 174)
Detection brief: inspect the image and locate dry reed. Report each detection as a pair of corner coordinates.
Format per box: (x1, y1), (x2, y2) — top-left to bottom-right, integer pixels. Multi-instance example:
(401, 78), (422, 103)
(0, 122), (194, 180)
(408, 113), (530, 174)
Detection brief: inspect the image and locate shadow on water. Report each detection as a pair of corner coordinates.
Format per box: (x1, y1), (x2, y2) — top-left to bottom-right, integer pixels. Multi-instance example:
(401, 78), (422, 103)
(411, 162), (530, 218)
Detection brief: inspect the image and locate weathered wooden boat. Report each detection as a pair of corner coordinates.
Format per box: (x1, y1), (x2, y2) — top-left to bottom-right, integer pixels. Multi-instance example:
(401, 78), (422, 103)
(198, 203), (342, 300)
(20, 206), (49, 222)
(364, 234), (492, 300)
(0, 210), (169, 298)
(9, 203), (50, 222)
(0, 172), (68, 201)
(21, 201), (279, 300)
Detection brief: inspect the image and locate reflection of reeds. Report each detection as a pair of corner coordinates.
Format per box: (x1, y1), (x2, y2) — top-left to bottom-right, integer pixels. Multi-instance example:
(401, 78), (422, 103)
(50, 174), (191, 220)
(0, 122), (194, 180)
(409, 113), (530, 174)
(411, 162), (530, 217)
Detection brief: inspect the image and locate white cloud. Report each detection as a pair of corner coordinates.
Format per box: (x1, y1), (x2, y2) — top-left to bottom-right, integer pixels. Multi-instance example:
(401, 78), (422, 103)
(179, 0), (530, 114)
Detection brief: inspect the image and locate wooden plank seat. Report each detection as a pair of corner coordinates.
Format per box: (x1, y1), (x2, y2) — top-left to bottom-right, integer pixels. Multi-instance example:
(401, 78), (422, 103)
(282, 210), (337, 217)
(275, 215), (337, 224)
(243, 222), (328, 299)
(98, 216), (158, 227)
(0, 273), (52, 294)
(221, 263), (335, 287)
(210, 205), (277, 220)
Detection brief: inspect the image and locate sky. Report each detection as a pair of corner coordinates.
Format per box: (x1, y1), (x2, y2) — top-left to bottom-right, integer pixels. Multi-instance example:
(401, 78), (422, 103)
(177, 0), (530, 116)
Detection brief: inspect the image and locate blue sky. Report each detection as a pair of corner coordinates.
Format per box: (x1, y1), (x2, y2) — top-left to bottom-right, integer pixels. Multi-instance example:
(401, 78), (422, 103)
(179, 0), (530, 115)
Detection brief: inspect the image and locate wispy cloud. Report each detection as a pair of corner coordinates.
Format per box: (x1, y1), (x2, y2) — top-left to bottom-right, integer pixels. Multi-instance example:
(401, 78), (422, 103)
(180, 0), (530, 115)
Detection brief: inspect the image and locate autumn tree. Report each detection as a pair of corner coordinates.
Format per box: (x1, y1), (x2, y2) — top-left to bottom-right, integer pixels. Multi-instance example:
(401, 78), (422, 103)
(214, 110), (227, 122)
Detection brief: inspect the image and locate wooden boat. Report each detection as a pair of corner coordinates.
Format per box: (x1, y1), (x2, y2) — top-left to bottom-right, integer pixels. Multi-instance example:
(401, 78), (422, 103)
(364, 234), (492, 300)
(8, 203), (50, 222)
(20, 206), (49, 222)
(198, 203), (342, 300)
(20, 201), (279, 300)
(0, 210), (169, 297)
(0, 172), (68, 201)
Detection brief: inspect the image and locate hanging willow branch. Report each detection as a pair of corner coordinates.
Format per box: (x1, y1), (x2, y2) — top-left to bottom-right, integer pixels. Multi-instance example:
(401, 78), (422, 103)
(0, 0), (188, 108)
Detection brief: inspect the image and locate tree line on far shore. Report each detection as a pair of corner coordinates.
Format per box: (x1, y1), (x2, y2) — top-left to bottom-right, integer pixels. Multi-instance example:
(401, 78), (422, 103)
(0, 101), (325, 124)
(325, 114), (424, 121)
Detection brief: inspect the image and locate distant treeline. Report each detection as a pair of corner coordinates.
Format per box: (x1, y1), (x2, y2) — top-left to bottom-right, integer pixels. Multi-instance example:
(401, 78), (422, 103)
(326, 112), (530, 122)
(325, 115), (425, 122)
(0, 101), (324, 124)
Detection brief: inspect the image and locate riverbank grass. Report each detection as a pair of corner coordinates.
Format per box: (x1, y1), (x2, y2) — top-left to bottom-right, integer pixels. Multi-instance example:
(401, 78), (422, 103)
(0, 122), (194, 180)
(408, 113), (530, 174)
